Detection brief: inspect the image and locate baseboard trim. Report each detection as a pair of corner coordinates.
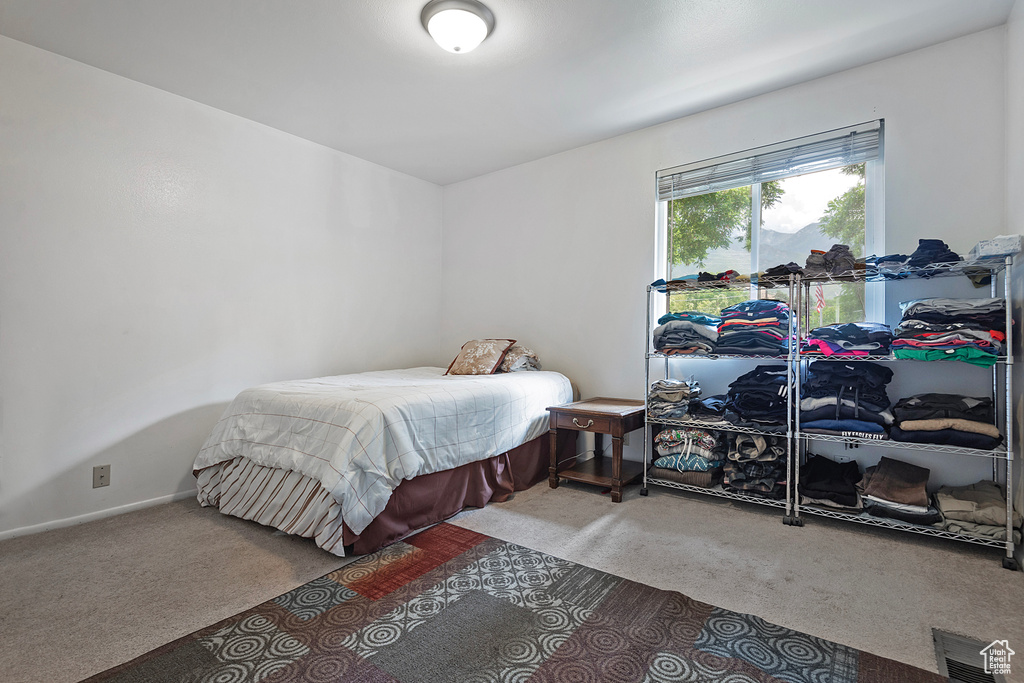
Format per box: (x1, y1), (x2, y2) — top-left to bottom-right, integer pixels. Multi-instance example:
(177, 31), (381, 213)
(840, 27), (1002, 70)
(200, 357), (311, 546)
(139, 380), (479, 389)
(0, 489), (198, 542)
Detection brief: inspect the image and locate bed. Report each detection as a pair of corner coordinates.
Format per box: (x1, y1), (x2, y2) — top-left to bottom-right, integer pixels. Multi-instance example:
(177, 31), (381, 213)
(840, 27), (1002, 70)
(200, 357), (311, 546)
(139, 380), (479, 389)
(193, 366), (574, 556)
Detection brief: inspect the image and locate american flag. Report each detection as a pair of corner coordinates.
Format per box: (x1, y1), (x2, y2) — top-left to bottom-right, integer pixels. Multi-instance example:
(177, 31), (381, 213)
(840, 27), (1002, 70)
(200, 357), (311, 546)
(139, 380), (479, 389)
(815, 283), (825, 313)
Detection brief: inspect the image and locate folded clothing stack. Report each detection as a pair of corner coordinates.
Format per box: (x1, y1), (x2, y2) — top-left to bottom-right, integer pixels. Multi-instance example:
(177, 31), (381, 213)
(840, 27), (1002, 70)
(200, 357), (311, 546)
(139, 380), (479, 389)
(801, 322), (893, 357)
(859, 456), (942, 524)
(649, 428), (726, 488)
(647, 378), (700, 420)
(652, 311), (720, 355)
(698, 269), (742, 284)
(650, 275), (700, 292)
(654, 427), (723, 462)
(685, 395), (732, 425)
(723, 434), (786, 499)
(864, 253), (911, 279)
(649, 271), (752, 292)
(905, 238), (961, 277)
(892, 297), (1006, 367)
(889, 393), (1002, 450)
(800, 361), (894, 438)
(804, 244), (856, 278)
(799, 454), (862, 510)
(759, 262), (803, 282)
(716, 299), (791, 355)
(862, 239), (963, 279)
(726, 364), (791, 427)
(934, 481), (1021, 543)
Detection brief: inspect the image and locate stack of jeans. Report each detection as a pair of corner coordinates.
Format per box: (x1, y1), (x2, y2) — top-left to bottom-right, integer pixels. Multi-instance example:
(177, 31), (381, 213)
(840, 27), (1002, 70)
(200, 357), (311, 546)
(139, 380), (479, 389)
(726, 365), (791, 426)
(716, 300), (791, 356)
(906, 238), (961, 277)
(889, 393), (1003, 450)
(723, 433), (786, 499)
(800, 361), (894, 438)
(800, 322), (893, 357)
(891, 297), (1006, 367)
(647, 378), (700, 420)
(652, 311), (720, 355)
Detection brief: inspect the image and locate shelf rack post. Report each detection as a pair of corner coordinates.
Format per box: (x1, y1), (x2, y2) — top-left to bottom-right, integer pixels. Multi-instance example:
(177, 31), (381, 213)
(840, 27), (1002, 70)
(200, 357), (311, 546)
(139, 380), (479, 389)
(642, 285), (653, 496)
(1003, 255), (1015, 568)
(791, 274), (803, 524)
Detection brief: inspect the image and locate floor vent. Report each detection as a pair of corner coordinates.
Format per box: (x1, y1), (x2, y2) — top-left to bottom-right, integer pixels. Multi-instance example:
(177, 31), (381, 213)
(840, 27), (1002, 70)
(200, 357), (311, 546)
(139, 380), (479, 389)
(933, 630), (1006, 683)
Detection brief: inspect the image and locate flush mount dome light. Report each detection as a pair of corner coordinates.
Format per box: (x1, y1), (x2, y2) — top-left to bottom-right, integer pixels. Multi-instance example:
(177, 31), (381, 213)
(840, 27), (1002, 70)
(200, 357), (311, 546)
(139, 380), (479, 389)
(421, 0), (494, 53)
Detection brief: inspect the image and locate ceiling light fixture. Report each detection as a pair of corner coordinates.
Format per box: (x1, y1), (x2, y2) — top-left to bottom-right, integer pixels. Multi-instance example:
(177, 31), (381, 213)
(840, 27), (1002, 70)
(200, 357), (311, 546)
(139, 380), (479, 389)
(421, 0), (494, 54)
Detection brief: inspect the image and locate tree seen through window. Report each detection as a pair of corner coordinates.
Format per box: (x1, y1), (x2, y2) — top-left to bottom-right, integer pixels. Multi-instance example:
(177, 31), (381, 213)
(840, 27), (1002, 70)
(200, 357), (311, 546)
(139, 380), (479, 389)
(667, 164), (867, 324)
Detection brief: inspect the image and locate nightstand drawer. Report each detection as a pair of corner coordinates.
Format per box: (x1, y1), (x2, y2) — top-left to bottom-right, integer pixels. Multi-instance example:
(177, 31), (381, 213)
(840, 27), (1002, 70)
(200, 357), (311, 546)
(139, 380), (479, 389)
(554, 413), (613, 433)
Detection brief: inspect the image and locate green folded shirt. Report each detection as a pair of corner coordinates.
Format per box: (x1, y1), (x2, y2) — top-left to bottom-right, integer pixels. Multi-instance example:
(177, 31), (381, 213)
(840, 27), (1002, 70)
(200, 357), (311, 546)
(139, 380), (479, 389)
(892, 346), (997, 367)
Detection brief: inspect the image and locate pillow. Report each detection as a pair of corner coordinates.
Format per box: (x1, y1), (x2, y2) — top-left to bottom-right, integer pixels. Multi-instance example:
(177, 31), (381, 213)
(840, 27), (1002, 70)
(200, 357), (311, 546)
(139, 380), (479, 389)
(499, 344), (542, 372)
(445, 339), (516, 375)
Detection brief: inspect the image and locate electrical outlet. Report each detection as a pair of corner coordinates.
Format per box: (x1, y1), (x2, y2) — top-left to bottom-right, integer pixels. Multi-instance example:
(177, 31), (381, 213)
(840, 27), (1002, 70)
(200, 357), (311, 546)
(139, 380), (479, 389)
(93, 465), (110, 488)
(623, 433), (630, 446)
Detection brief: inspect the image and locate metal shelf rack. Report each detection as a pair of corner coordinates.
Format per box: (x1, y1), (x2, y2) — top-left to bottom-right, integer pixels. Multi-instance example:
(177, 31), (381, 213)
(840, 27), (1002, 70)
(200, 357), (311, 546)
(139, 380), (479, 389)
(792, 255), (1016, 569)
(642, 257), (1018, 568)
(641, 274), (799, 519)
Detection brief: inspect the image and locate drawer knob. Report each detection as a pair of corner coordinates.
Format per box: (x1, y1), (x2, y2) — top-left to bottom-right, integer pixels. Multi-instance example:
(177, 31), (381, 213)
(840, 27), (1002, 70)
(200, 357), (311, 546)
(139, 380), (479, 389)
(572, 418), (594, 429)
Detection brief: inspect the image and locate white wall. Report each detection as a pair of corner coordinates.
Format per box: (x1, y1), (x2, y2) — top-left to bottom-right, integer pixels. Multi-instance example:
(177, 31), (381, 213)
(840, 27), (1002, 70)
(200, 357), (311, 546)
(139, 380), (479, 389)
(441, 28), (1008, 482)
(0, 36), (443, 537)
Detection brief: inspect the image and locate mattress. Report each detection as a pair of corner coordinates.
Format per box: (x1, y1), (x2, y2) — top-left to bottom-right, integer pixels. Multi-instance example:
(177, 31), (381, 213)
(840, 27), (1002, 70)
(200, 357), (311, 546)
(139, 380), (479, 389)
(193, 366), (573, 535)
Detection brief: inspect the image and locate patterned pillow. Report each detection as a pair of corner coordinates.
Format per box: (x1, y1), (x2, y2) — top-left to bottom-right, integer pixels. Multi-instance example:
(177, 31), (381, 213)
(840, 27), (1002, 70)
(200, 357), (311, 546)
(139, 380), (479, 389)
(499, 344), (542, 372)
(446, 339), (517, 375)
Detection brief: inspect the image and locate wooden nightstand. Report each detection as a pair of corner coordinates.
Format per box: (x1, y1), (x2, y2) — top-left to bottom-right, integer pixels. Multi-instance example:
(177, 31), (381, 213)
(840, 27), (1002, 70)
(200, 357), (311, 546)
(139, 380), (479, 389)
(547, 397), (645, 502)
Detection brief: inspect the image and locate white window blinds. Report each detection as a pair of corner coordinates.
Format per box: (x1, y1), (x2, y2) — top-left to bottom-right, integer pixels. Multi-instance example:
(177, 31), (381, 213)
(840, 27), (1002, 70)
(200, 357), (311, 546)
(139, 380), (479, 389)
(657, 120), (883, 201)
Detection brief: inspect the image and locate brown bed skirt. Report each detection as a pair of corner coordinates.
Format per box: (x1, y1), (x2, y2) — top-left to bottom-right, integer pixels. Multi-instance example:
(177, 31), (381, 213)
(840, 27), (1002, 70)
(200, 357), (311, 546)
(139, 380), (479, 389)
(342, 430), (575, 554)
(196, 430), (575, 557)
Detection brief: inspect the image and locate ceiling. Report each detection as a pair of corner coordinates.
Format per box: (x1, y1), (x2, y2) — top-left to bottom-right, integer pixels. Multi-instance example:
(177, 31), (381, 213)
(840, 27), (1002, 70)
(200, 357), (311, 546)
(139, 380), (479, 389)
(0, 0), (1016, 185)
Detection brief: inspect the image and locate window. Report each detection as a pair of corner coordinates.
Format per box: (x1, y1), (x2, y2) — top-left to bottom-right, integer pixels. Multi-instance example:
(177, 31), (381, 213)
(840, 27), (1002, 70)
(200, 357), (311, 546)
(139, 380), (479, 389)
(656, 121), (884, 319)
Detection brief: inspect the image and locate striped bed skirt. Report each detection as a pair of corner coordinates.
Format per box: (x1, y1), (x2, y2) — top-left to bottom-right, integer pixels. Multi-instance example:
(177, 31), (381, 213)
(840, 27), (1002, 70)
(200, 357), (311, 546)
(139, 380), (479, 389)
(194, 432), (566, 556)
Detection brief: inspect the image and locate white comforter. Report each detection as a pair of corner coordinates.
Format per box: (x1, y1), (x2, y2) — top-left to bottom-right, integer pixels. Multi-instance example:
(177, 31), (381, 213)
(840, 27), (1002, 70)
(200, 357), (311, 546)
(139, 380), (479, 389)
(193, 367), (572, 535)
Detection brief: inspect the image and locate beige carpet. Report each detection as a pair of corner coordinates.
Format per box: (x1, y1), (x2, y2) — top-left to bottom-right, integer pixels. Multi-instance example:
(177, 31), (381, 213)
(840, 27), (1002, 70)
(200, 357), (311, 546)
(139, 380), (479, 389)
(1, 482), (1022, 682)
(0, 499), (351, 683)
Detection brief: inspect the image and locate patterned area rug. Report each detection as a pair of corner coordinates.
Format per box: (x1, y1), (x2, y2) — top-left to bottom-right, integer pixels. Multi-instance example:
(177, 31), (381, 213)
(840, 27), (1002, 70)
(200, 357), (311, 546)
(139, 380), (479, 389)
(84, 523), (944, 683)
